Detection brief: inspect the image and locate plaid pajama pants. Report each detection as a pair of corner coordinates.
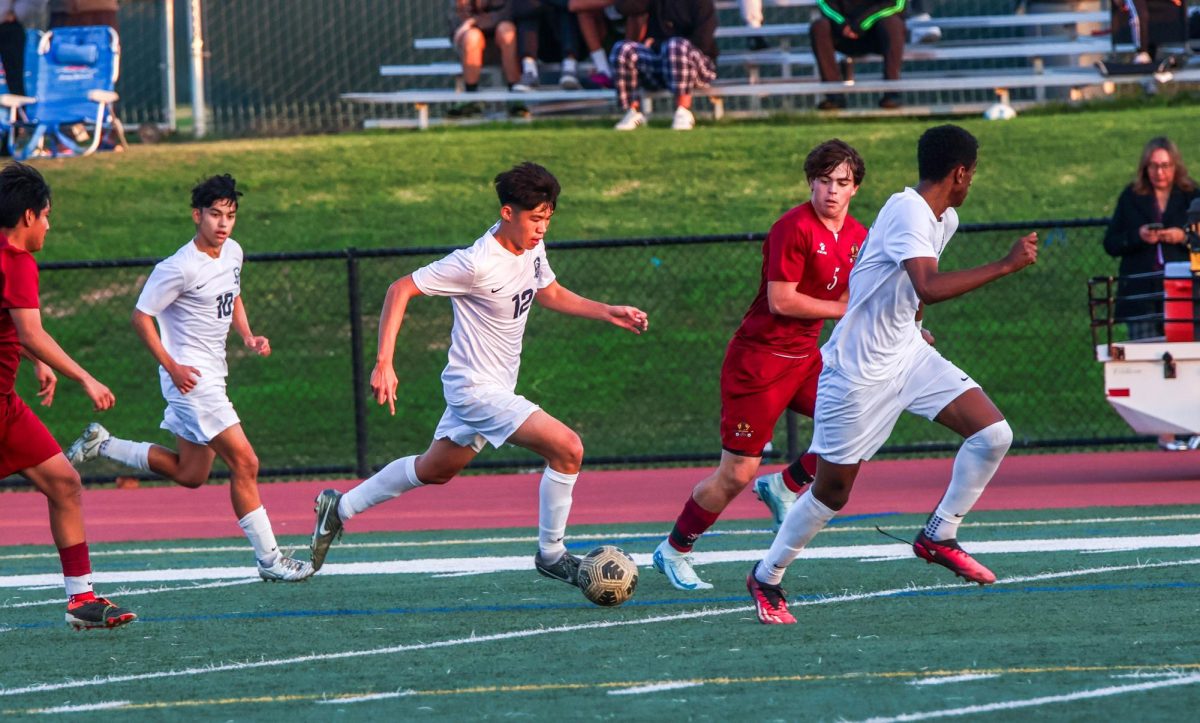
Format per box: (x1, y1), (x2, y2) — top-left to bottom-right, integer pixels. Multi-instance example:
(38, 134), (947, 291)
(610, 37), (717, 110)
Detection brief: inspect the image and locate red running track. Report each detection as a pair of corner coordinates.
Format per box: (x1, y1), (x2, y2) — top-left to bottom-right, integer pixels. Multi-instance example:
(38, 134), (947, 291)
(2, 450), (1199, 546)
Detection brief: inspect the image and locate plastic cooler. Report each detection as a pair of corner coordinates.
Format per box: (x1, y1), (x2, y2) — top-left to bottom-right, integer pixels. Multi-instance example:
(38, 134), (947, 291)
(1163, 261), (1198, 342)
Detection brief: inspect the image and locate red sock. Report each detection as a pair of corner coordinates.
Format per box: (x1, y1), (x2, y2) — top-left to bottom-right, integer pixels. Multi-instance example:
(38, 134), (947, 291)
(782, 453), (817, 493)
(58, 542), (92, 578)
(668, 496), (720, 553)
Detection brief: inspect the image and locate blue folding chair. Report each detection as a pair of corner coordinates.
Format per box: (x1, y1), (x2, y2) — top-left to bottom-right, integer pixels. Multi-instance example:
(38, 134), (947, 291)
(0, 29), (43, 153)
(2, 26), (122, 160)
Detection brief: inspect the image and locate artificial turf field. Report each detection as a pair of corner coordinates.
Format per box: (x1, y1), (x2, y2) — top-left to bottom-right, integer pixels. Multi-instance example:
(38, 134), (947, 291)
(2, 504), (1198, 720)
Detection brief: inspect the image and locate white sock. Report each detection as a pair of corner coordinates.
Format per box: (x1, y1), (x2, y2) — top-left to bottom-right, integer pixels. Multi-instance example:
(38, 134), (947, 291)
(64, 575), (92, 598)
(522, 56), (537, 75)
(537, 467), (577, 562)
(562, 57), (577, 75)
(590, 49), (611, 76)
(99, 437), (151, 471)
(238, 506), (281, 567)
(757, 489), (838, 585)
(925, 420), (1013, 541)
(339, 455), (423, 522)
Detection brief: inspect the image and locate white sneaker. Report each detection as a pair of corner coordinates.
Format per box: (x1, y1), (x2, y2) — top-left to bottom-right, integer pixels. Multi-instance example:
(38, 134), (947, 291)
(258, 554), (315, 582)
(614, 107), (645, 131)
(753, 472), (799, 530)
(652, 539), (713, 590)
(559, 73), (581, 90)
(1134, 51), (1153, 65)
(671, 106), (695, 130)
(909, 13), (942, 44)
(66, 422), (110, 465)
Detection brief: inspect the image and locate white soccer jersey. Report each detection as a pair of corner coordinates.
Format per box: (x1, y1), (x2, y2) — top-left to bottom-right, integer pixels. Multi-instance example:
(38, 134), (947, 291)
(412, 223), (556, 392)
(821, 188), (959, 384)
(135, 238), (244, 382)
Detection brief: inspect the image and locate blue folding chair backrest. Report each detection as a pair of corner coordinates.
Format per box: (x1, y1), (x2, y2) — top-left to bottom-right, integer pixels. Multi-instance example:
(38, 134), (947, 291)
(0, 29), (44, 137)
(32, 25), (119, 123)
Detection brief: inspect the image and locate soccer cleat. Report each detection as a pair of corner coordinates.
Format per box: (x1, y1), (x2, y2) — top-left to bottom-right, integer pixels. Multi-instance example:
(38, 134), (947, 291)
(65, 597), (136, 630)
(753, 472), (800, 529)
(671, 106), (695, 131)
(258, 554), (315, 582)
(66, 422), (110, 465)
(912, 531), (996, 585)
(746, 566), (796, 625)
(614, 108), (645, 131)
(652, 539), (713, 590)
(534, 551), (581, 585)
(310, 489), (344, 571)
(559, 72), (581, 90)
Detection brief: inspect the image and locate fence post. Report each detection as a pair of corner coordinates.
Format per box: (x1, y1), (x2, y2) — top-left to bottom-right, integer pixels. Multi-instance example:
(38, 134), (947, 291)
(346, 249), (370, 477)
(785, 410), (799, 462)
(186, 0), (207, 138)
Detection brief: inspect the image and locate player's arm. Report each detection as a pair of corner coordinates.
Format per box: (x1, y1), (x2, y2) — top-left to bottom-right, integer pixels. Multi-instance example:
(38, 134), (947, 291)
(903, 232), (1038, 305)
(766, 282), (848, 320)
(11, 308), (113, 411)
(18, 347), (57, 406)
(535, 280), (649, 334)
(131, 308), (201, 394)
(372, 274), (425, 415)
(231, 295), (270, 357)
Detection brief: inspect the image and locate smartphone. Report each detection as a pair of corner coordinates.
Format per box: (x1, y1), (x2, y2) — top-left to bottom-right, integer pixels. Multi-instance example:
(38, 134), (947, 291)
(1146, 223), (1164, 231)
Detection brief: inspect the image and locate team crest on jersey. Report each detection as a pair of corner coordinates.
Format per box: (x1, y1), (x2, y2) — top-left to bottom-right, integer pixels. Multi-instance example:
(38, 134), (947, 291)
(816, 242), (828, 256)
(734, 421), (753, 438)
(534, 257), (543, 280)
(233, 268), (241, 286)
(850, 244), (860, 263)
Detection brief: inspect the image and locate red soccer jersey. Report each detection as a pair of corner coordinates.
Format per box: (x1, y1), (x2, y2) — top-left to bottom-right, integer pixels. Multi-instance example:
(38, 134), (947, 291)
(732, 201), (867, 356)
(0, 236), (39, 395)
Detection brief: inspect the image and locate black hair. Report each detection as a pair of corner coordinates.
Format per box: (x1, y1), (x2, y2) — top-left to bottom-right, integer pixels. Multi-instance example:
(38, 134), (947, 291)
(494, 162), (560, 211)
(191, 173), (242, 210)
(804, 139), (866, 186)
(0, 162), (51, 228)
(917, 125), (979, 182)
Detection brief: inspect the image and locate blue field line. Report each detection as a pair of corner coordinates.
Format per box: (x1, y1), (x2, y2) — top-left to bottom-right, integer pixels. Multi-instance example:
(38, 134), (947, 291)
(7, 579), (1196, 631)
(564, 512), (902, 550)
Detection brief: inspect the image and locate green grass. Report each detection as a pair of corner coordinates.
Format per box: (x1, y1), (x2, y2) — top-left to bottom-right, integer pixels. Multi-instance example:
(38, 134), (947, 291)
(14, 104), (1197, 474)
(2, 505), (1198, 719)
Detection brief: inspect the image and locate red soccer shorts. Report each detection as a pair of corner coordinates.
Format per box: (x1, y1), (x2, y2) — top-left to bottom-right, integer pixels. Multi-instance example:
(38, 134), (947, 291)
(719, 340), (822, 457)
(0, 392), (62, 477)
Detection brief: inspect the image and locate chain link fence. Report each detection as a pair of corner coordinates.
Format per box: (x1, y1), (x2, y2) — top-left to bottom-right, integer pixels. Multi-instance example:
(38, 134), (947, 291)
(8, 217), (1152, 487)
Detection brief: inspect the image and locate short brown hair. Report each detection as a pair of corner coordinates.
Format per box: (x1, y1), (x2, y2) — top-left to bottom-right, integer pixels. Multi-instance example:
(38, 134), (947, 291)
(494, 162), (560, 211)
(1132, 137), (1196, 195)
(804, 139), (866, 186)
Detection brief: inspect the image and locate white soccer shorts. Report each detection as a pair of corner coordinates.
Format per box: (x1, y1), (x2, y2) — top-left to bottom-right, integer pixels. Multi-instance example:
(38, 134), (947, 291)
(160, 378), (241, 445)
(810, 343), (980, 465)
(434, 384), (541, 452)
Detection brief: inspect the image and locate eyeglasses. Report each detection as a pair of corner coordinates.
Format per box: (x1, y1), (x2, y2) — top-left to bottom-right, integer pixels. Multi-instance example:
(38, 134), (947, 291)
(1148, 162), (1175, 171)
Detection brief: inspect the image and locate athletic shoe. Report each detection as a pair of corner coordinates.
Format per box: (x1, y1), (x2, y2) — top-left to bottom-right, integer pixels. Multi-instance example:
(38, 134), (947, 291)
(671, 106), (695, 131)
(753, 472), (799, 530)
(652, 539), (713, 590)
(534, 551), (581, 585)
(310, 489), (344, 571)
(1188, 435), (1200, 450)
(510, 82), (534, 93)
(258, 554), (315, 582)
(559, 72), (582, 90)
(1134, 51), (1153, 65)
(65, 596), (136, 630)
(66, 422), (109, 465)
(878, 92), (902, 110)
(909, 13), (942, 44)
(746, 566), (796, 624)
(1158, 437), (1189, 451)
(519, 69), (540, 89)
(614, 108), (645, 131)
(585, 71), (614, 89)
(912, 531), (996, 585)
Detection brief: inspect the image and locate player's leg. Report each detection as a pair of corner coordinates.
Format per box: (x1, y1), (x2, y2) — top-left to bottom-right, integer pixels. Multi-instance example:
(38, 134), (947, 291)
(69, 423), (216, 488)
(507, 409), (585, 584)
(207, 424), (313, 582)
(753, 354), (823, 527)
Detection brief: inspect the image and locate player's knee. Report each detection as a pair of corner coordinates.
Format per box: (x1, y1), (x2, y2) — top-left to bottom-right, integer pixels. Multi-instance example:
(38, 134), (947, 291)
(228, 451), (259, 480)
(813, 480), (850, 511)
(47, 469), (82, 505)
(971, 419), (1013, 455)
(557, 432), (584, 473)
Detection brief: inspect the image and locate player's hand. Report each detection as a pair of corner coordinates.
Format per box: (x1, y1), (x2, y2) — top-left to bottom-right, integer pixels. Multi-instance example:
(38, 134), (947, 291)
(1158, 227), (1187, 245)
(920, 328), (936, 346)
(1005, 232), (1038, 272)
(169, 363), (201, 394)
(608, 305), (649, 334)
(1138, 224), (1161, 244)
(81, 376), (115, 412)
(842, 25), (859, 40)
(34, 361), (57, 407)
(371, 363), (399, 416)
(245, 335), (271, 357)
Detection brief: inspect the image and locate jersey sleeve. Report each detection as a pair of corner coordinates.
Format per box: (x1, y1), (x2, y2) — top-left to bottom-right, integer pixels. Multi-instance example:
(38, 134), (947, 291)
(535, 250), (556, 290)
(890, 203), (939, 263)
(135, 258), (186, 316)
(765, 217), (809, 282)
(412, 247), (477, 297)
(0, 252), (39, 310)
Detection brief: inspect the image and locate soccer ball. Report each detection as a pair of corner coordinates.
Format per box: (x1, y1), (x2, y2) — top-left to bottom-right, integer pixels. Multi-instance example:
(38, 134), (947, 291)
(982, 103), (1017, 121)
(576, 545), (638, 607)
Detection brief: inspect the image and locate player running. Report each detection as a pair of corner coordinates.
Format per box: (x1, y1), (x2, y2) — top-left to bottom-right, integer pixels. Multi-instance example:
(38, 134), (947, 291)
(653, 139), (868, 590)
(309, 162), (649, 588)
(747, 124), (1039, 624)
(0, 162), (136, 629)
(67, 174), (313, 582)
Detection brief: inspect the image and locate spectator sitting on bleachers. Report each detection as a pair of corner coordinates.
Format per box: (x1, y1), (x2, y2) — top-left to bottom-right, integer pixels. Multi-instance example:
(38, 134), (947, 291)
(906, 0), (941, 45)
(737, 1), (769, 51)
(448, 0), (523, 114)
(609, 0), (718, 132)
(1117, 0), (1154, 65)
(811, 0), (906, 110)
(513, 0), (584, 89)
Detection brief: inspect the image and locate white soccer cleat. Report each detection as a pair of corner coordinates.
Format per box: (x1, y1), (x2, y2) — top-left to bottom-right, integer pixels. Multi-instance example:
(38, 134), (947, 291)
(66, 422), (110, 466)
(652, 539), (713, 590)
(614, 108), (645, 131)
(753, 472), (799, 530)
(671, 106), (695, 131)
(258, 554), (315, 582)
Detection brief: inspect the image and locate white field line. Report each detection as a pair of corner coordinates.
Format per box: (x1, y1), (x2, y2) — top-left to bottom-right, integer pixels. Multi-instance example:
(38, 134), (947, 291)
(857, 673), (1200, 722)
(3, 533), (1198, 589)
(2, 558), (1197, 700)
(608, 681), (704, 696)
(0, 579), (260, 610)
(3, 512), (1198, 562)
(27, 701), (131, 714)
(909, 674), (1000, 686)
(317, 691), (415, 704)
